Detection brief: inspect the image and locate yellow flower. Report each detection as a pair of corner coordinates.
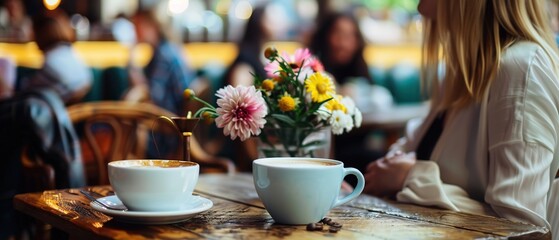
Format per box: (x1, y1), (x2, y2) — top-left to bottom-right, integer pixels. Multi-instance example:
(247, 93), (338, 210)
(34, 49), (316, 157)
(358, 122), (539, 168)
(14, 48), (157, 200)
(262, 79), (275, 92)
(278, 92), (299, 112)
(305, 72), (335, 102)
(183, 88), (195, 100)
(324, 95), (347, 114)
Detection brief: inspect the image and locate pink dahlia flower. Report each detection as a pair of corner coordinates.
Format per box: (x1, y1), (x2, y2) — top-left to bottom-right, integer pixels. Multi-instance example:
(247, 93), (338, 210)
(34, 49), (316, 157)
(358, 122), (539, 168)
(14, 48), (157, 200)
(215, 85), (268, 141)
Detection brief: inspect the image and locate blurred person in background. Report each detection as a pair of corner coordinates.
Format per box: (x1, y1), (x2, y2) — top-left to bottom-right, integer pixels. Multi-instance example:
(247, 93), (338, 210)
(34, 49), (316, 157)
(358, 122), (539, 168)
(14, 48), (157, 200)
(128, 9), (195, 116)
(0, 56), (15, 100)
(365, 0), (559, 231)
(128, 9), (196, 159)
(218, 5), (275, 171)
(309, 12), (393, 111)
(308, 12), (385, 186)
(223, 5), (272, 87)
(0, 0), (31, 41)
(18, 10), (91, 104)
(309, 12), (371, 86)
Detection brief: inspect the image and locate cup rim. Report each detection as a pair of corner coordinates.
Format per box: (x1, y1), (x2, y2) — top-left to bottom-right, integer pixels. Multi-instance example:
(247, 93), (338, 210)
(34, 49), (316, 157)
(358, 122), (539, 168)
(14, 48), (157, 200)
(108, 159), (199, 170)
(253, 157), (341, 169)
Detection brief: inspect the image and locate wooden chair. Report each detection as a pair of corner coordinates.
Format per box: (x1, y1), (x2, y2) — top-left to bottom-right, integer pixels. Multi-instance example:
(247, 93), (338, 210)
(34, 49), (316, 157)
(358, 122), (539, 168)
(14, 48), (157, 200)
(67, 101), (235, 185)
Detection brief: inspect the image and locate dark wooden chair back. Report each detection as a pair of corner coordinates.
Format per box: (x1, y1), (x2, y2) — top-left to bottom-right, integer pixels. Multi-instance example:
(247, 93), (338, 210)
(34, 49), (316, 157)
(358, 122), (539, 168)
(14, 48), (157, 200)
(67, 101), (235, 185)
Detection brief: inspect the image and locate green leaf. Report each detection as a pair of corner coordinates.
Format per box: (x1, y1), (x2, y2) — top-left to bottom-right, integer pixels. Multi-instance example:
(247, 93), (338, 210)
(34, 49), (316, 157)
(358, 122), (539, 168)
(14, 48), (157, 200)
(308, 97), (333, 113)
(271, 114), (296, 127)
(301, 140), (326, 148)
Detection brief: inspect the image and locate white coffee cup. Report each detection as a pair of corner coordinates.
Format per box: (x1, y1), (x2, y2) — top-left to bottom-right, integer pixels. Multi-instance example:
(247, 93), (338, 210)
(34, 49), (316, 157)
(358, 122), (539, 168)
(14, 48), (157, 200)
(253, 157), (365, 225)
(108, 159), (199, 212)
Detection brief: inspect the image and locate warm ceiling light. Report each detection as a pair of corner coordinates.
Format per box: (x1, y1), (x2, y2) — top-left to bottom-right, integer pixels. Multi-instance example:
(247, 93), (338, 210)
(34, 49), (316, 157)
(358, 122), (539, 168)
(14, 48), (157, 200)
(215, 0), (231, 15)
(43, 0), (61, 10)
(234, 0), (252, 20)
(168, 0), (189, 15)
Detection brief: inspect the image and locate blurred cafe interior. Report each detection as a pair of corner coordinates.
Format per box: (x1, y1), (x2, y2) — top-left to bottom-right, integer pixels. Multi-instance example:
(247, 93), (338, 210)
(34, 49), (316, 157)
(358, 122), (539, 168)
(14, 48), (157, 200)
(0, 3), (425, 168)
(0, 0), (440, 238)
(4, 0), (559, 238)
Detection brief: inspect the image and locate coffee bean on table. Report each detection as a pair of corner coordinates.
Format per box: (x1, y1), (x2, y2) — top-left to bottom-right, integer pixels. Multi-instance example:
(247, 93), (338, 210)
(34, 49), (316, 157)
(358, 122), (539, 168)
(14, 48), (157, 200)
(306, 222), (324, 231)
(330, 222), (343, 228)
(328, 226), (341, 233)
(321, 217), (332, 225)
(305, 218), (343, 233)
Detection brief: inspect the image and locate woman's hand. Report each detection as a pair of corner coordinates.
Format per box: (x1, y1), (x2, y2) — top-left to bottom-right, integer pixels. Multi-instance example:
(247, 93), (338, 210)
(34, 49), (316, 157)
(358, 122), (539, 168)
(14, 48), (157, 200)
(364, 151), (417, 198)
(340, 180), (354, 194)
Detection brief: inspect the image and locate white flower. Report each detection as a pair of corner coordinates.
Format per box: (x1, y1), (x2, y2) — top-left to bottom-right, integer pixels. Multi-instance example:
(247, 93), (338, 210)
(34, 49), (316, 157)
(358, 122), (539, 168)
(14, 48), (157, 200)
(344, 112), (354, 132)
(354, 108), (363, 128)
(329, 110), (352, 135)
(297, 67), (315, 84)
(315, 105), (331, 121)
(341, 96), (356, 115)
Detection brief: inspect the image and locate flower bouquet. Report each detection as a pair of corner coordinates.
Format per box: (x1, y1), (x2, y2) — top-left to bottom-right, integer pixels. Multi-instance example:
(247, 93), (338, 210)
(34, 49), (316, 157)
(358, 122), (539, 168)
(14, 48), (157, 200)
(185, 47), (362, 157)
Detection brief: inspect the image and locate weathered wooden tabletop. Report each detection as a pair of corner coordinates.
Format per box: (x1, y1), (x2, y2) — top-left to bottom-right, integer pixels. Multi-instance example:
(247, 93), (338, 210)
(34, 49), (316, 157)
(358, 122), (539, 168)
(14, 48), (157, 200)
(14, 173), (549, 239)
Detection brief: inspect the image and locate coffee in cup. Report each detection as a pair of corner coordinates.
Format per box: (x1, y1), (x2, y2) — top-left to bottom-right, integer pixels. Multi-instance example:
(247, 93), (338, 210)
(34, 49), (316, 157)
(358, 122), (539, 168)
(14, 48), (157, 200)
(253, 157), (364, 225)
(108, 159), (199, 212)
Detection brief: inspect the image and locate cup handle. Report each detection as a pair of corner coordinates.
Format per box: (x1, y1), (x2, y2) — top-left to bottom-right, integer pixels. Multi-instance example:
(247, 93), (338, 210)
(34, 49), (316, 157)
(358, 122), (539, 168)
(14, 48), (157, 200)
(333, 167), (365, 208)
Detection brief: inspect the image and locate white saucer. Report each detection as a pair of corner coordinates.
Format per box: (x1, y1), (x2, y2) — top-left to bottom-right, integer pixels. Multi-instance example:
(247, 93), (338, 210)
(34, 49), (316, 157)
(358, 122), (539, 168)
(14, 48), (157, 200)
(90, 195), (213, 224)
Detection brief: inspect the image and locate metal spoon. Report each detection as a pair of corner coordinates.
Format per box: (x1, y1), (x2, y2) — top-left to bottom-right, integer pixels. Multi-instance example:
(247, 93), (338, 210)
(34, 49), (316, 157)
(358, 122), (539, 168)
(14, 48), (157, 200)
(80, 189), (128, 211)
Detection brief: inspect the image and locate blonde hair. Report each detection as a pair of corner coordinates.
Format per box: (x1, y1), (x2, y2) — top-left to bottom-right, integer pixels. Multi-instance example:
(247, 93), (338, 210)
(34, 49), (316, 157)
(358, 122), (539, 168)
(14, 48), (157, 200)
(422, 0), (559, 110)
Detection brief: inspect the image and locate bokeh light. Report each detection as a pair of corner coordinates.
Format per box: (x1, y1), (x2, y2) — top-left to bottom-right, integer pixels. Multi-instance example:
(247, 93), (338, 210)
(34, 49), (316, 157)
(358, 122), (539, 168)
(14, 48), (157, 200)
(43, 0), (61, 10)
(168, 0), (189, 15)
(234, 0), (252, 20)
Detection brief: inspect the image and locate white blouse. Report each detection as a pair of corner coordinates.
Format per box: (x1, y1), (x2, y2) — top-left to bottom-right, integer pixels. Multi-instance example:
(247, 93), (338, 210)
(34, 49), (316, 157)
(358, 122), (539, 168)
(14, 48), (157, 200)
(391, 41), (559, 230)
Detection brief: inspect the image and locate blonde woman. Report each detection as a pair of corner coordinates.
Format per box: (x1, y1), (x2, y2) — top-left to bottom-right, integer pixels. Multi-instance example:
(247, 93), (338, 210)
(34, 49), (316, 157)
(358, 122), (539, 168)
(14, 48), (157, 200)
(364, 0), (559, 232)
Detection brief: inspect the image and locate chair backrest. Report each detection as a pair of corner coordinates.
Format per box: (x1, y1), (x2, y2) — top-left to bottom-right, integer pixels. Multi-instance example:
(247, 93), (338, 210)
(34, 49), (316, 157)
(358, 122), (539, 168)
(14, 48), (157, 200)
(67, 101), (235, 185)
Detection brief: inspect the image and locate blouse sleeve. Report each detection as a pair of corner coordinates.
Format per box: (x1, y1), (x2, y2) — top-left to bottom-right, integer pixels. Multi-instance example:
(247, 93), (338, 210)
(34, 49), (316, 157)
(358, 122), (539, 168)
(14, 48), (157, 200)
(397, 45), (558, 229)
(396, 161), (496, 215)
(484, 47), (558, 228)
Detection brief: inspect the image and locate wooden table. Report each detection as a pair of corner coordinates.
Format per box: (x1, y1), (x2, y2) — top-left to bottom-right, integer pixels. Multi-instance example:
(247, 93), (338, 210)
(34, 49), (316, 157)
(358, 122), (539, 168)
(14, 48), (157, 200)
(14, 174), (549, 239)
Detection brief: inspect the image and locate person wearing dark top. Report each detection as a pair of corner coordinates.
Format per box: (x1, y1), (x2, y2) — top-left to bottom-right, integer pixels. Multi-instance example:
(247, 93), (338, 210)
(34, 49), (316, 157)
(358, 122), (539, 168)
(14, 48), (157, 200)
(308, 12), (372, 85)
(308, 12), (380, 185)
(219, 6), (274, 170)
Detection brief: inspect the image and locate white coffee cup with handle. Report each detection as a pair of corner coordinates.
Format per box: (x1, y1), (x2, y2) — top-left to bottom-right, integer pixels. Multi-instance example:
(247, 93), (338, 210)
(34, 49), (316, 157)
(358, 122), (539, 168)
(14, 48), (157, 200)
(253, 157), (365, 225)
(108, 159), (199, 212)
